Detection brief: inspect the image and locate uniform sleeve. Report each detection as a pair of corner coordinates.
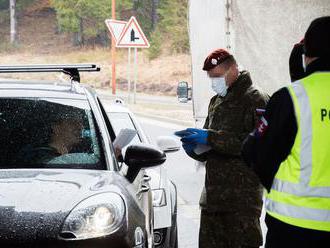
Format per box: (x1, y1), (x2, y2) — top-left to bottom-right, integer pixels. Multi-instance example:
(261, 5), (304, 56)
(242, 88), (298, 191)
(208, 128), (251, 156)
(207, 92), (268, 157)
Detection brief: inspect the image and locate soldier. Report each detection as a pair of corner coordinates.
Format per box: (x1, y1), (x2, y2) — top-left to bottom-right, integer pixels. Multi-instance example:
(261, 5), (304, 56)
(176, 49), (269, 248)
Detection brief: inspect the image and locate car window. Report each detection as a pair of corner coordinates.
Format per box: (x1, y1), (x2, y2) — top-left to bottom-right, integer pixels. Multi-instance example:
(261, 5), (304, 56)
(0, 98), (105, 169)
(107, 112), (142, 147)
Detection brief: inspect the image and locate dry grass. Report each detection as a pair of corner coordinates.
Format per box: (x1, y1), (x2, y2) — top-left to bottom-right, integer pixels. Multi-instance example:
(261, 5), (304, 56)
(0, 48), (192, 95)
(0, 9), (192, 95)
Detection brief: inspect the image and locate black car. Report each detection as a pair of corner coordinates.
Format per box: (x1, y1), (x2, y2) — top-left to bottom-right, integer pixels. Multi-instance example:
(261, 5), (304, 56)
(0, 64), (166, 247)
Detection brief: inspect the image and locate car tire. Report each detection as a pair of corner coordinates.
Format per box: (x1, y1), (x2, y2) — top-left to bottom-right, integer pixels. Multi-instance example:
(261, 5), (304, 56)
(169, 223), (178, 248)
(173, 227), (178, 248)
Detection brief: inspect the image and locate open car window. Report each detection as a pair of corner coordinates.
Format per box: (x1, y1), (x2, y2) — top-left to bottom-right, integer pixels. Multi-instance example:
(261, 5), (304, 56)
(107, 112), (142, 148)
(0, 98), (105, 169)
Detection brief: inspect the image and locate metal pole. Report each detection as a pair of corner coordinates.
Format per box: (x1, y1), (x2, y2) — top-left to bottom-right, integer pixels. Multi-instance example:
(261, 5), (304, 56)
(111, 0), (116, 94)
(133, 48), (137, 104)
(10, 0), (17, 45)
(225, 0), (232, 51)
(128, 47), (131, 103)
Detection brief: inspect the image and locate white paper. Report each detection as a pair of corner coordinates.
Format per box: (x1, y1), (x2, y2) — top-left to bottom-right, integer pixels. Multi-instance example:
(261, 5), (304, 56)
(113, 128), (137, 149)
(194, 144), (212, 155)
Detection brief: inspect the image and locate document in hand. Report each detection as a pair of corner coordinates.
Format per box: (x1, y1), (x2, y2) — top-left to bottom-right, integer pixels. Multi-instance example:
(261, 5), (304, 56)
(113, 128), (137, 150)
(194, 144), (212, 155)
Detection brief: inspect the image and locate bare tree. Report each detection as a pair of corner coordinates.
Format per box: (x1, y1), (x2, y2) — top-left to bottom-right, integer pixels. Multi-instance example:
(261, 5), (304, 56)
(10, 0), (18, 45)
(151, 0), (159, 30)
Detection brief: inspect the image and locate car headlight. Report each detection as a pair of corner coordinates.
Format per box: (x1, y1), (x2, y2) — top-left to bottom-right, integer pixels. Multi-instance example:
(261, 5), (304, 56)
(152, 189), (166, 207)
(60, 193), (125, 240)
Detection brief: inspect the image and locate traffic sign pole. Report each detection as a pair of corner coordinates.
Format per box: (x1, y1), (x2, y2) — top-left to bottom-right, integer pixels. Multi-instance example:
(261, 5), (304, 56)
(105, 16), (149, 104)
(133, 47), (137, 104)
(128, 47), (131, 103)
(111, 0), (116, 95)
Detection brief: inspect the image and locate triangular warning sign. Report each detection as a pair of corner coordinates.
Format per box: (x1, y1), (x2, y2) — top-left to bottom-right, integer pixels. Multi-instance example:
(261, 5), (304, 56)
(116, 16), (150, 48)
(105, 19), (127, 43)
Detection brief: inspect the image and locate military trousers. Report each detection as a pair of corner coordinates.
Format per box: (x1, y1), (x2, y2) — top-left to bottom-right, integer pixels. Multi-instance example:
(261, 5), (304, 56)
(199, 210), (263, 248)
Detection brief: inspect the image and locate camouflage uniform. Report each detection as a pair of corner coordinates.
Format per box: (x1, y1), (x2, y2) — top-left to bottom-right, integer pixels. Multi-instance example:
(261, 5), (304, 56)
(191, 71), (269, 248)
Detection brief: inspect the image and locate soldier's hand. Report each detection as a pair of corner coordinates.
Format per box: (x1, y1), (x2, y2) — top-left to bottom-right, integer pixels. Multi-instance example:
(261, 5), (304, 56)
(181, 128), (209, 145)
(182, 142), (196, 157)
(174, 129), (195, 138)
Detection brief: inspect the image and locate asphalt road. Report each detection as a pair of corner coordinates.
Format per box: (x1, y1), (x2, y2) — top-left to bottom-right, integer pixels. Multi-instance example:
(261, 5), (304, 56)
(97, 89), (193, 109)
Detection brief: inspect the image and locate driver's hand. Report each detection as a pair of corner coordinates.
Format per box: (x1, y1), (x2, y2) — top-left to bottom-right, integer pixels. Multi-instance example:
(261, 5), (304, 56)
(114, 147), (124, 162)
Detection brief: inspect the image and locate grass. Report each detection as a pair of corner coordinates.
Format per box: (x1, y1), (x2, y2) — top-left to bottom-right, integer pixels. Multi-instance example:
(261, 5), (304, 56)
(0, 47), (192, 95)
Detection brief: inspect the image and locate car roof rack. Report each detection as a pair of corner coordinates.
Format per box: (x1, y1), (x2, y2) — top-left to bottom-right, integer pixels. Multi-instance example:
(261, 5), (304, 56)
(0, 64), (100, 83)
(114, 98), (125, 105)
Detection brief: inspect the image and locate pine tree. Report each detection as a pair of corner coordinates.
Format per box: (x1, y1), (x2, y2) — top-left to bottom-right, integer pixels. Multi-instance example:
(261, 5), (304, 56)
(151, 0), (189, 55)
(51, 0), (132, 46)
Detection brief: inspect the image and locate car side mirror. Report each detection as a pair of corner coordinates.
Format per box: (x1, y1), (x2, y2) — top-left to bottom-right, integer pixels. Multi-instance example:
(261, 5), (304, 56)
(125, 144), (166, 183)
(177, 81), (192, 103)
(156, 136), (180, 153)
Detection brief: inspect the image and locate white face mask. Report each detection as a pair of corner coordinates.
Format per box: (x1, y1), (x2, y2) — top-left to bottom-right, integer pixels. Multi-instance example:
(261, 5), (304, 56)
(302, 54), (306, 72)
(211, 77), (228, 97)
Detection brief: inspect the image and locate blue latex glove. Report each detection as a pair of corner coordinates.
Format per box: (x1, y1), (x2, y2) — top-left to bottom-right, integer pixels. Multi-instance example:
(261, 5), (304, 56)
(182, 142), (196, 156)
(174, 129), (195, 138)
(181, 128), (209, 145)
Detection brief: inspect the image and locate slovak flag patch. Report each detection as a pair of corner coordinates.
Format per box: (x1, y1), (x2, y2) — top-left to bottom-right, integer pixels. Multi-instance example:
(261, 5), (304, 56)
(255, 116), (268, 137)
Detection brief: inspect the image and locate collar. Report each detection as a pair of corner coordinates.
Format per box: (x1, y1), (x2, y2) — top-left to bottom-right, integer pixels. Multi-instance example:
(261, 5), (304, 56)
(305, 57), (330, 77)
(224, 71), (252, 99)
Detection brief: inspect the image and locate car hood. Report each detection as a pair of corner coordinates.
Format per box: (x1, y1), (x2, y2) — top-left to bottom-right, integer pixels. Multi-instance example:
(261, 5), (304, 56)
(0, 169), (126, 242)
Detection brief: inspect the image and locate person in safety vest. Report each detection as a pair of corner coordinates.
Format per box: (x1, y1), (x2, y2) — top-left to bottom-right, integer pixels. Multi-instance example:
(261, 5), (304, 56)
(242, 16), (330, 247)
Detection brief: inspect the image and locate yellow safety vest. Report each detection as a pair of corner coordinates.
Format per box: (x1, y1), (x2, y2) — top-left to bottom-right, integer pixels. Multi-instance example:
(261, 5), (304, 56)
(266, 72), (330, 232)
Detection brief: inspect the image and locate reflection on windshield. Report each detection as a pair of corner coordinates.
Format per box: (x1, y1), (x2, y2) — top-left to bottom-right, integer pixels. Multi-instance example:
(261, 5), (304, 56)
(0, 98), (104, 169)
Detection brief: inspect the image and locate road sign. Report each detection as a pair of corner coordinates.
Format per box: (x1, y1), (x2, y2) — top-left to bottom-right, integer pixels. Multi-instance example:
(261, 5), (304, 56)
(105, 19), (127, 43)
(104, 16), (149, 104)
(116, 16), (150, 48)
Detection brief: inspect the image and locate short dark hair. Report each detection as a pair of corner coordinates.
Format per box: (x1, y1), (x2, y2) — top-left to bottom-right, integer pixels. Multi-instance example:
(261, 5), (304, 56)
(221, 56), (237, 69)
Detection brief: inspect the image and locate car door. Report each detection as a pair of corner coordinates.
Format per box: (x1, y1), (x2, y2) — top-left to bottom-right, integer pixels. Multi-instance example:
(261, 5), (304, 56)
(99, 106), (154, 245)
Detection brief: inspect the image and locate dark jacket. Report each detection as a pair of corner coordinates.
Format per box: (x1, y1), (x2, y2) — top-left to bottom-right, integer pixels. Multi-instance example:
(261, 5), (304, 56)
(242, 57), (330, 244)
(242, 58), (330, 192)
(192, 71), (269, 215)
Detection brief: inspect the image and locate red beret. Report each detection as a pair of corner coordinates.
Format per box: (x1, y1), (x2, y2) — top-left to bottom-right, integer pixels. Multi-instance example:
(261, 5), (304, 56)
(203, 49), (233, 71)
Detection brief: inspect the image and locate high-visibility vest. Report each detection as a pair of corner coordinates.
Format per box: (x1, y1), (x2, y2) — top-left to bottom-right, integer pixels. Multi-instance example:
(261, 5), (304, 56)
(265, 72), (330, 232)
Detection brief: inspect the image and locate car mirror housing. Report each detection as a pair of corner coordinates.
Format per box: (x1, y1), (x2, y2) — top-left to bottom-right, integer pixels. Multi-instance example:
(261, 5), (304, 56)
(125, 144), (166, 182)
(156, 136), (180, 153)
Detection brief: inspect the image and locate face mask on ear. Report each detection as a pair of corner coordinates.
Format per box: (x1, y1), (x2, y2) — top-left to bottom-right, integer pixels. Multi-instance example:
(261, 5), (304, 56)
(211, 77), (228, 97)
(302, 54), (306, 72)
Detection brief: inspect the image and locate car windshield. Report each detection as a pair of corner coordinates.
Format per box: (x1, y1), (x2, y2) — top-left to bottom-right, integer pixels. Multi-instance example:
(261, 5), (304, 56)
(0, 98), (105, 170)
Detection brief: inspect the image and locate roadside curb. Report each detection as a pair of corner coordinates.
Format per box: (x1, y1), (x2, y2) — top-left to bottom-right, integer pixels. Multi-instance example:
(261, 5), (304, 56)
(97, 90), (194, 126)
(133, 111), (194, 127)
